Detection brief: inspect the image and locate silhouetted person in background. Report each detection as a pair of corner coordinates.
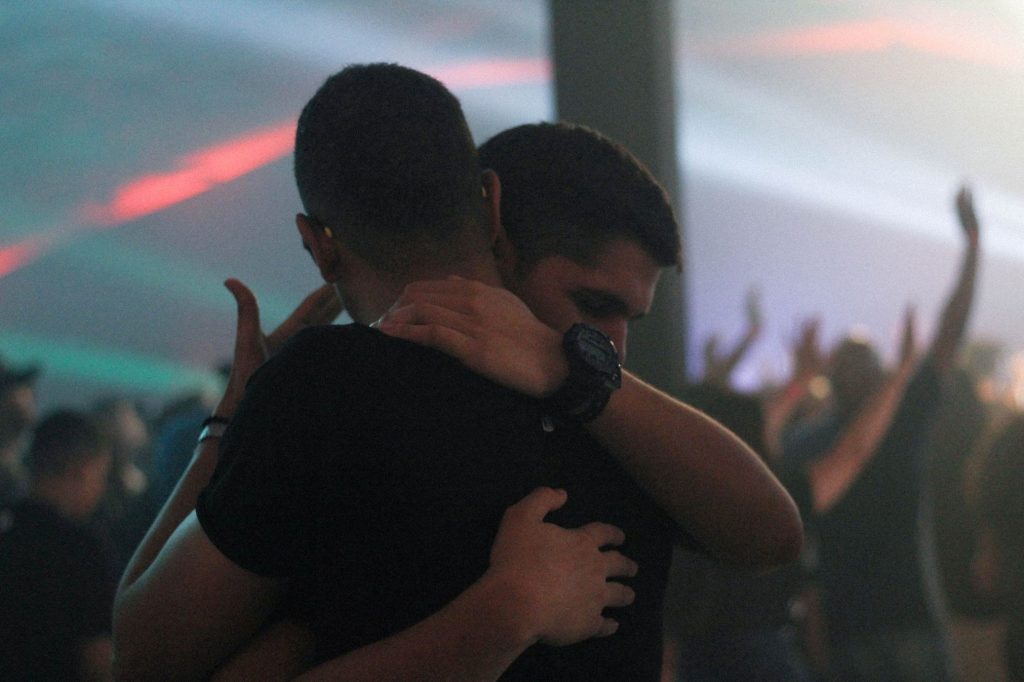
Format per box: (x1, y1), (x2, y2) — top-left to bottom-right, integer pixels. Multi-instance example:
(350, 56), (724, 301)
(973, 415), (1024, 681)
(782, 186), (981, 680)
(92, 397), (152, 571)
(0, 410), (117, 681)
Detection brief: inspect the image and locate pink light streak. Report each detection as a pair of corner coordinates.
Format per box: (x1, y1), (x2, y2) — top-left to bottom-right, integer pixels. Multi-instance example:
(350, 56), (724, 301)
(429, 58), (551, 90)
(0, 234), (60, 279)
(0, 58), (551, 279)
(83, 121), (297, 225)
(78, 58), (550, 230)
(692, 18), (1024, 69)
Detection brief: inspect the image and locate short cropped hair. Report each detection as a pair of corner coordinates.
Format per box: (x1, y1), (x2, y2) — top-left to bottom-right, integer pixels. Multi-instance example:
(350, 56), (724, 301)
(478, 122), (681, 272)
(294, 63), (486, 273)
(25, 410), (107, 478)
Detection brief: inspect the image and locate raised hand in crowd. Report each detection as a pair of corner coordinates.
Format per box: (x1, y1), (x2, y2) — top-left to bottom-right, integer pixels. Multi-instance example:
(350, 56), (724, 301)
(763, 317), (826, 461)
(701, 288), (763, 388)
(931, 183), (982, 372)
(806, 306), (918, 512)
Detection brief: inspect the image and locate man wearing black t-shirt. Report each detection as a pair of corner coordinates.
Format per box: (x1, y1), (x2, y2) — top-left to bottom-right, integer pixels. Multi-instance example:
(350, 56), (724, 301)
(114, 65), (800, 681)
(0, 411), (116, 681)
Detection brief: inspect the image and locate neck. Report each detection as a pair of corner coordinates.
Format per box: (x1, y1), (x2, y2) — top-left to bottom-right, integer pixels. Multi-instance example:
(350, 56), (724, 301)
(346, 253), (503, 325)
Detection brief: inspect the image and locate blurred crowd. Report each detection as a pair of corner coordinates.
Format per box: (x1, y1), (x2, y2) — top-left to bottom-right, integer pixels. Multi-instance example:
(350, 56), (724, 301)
(661, 189), (1024, 681)
(0, 362), (229, 679)
(2, 186), (1021, 681)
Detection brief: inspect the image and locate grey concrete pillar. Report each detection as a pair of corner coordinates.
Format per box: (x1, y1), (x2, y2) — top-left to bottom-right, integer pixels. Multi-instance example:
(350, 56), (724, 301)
(549, 0), (688, 395)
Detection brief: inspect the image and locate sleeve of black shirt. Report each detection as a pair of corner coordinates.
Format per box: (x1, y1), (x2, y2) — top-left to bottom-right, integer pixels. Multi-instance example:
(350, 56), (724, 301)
(196, 328), (346, 577)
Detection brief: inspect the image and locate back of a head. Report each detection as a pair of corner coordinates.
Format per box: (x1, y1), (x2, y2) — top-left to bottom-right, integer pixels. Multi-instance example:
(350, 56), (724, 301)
(829, 336), (885, 414)
(294, 63), (485, 273)
(26, 410), (106, 480)
(478, 122), (680, 272)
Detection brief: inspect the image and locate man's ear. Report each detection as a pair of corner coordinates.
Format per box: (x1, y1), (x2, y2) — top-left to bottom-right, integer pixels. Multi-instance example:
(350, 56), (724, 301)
(481, 170), (519, 281)
(296, 213), (344, 283)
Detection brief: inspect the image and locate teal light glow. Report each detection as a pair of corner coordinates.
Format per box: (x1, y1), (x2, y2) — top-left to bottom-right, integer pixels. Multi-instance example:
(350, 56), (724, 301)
(0, 330), (221, 396)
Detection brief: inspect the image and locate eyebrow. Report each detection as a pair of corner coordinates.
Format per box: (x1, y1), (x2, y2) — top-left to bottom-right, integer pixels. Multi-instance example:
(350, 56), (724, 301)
(572, 288), (647, 320)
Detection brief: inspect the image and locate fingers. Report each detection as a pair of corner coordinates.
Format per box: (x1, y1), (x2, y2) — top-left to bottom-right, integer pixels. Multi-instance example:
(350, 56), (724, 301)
(267, 284), (343, 353)
(956, 184), (979, 235)
(505, 487), (568, 523)
(594, 618), (620, 638)
(379, 301), (473, 334)
(745, 288), (762, 327)
(401, 277), (480, 297)
(295, 284), (343, 326)
(377, 316), (475, 360)
(604, 579), (636, 609)
(900, 305), (917, 364)
(224, 278), (261, 342)
(601, 549), (639, 581)
(578, 521), (626, 549)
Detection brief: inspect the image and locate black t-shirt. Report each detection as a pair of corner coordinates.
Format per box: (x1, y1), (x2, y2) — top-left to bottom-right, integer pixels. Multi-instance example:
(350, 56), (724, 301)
(784, 361), (943, 642)
(197, 324), (677, 680)
(0, 498), (117, 681)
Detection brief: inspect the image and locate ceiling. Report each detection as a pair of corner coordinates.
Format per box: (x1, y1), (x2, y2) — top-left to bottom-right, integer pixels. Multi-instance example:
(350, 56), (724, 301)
(3, 0), (1023, 410)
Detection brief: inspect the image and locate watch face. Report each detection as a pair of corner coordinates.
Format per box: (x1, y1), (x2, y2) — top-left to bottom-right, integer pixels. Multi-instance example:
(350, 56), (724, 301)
(577, 327), (618, 370)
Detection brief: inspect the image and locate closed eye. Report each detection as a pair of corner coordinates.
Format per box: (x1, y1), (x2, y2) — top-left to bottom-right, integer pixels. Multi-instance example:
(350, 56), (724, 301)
(570, 289), (631, 320)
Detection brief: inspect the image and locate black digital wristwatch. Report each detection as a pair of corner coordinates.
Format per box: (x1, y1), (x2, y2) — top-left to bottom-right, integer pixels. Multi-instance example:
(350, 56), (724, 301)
(546, 323), (622, 423)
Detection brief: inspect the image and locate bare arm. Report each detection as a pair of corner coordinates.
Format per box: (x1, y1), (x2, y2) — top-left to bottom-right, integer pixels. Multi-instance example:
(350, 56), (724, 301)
(808, 319), (917, 513)
(763, 317), (825, 462)
(80, 636), (114, 682)
(588, 371), (802, 568)
(807, 308), (917, 513)
(114, 515), (283, 681)
(378, 278), (803, 569)
(930, 184), (981, 372)
(113, 281), (341, 680)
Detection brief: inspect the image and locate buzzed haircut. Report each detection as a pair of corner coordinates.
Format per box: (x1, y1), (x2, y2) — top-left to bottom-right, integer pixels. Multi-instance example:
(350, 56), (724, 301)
(25, 410), (106, 479)
(478, 122), (681, 272)
(294, 63), (486, 273)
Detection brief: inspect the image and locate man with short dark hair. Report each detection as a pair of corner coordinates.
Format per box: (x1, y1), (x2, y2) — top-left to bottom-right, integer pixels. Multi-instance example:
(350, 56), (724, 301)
(114, 65), (799, 681)
(479, 121), (679, 273)
(0, 410), (116, 681)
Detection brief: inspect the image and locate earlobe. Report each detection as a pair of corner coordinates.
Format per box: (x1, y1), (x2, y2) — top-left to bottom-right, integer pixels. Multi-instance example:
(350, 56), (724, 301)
(480, 170), (519, 281)
(481, 169), (502, 228)
(490, 220), (520, 283)
(481, 169), (503, 243)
